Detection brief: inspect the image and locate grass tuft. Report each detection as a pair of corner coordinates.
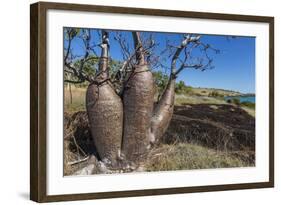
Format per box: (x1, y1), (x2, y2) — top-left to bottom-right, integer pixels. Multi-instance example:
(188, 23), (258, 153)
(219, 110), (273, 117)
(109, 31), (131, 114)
(145, 143), (251, 172)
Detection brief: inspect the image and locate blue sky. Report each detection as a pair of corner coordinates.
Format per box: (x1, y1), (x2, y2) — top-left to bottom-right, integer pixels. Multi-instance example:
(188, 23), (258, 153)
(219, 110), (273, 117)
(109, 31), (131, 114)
(64, 28), (255, 94)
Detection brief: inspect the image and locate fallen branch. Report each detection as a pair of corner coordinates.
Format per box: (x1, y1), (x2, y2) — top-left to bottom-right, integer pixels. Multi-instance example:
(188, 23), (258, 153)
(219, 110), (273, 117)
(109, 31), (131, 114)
(67, 156), (90, 166)
(71, 135), (87, 157)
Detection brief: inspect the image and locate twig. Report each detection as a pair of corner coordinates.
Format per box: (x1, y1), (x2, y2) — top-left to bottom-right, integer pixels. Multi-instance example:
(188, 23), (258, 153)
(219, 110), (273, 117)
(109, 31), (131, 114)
(64, 131), (74, 140)
(67, 156), (90, 166)
(72, 135), (87, 157)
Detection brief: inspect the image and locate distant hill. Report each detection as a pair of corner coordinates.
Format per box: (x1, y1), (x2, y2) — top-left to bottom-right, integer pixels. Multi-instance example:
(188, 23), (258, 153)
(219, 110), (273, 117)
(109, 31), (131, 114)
(190, 87), (242, 97)
(240, 93), (255, 97)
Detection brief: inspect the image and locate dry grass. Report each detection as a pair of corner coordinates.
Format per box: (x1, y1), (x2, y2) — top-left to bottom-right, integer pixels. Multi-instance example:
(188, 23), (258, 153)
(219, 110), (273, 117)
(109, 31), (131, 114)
(175, 94), (226, 105)
(64, 86), (231, 112)
(64, 85), (254, 117)
(64, 110), (255, 175)
(191, 87), (241, 97)
(174, 94), (255, 117)
(63, 85), (255, 174)
(64, 140), (88, 175)
(145, 143), (252, 172)
(241, 106), (255, 117)
(64, 86), (86, 113)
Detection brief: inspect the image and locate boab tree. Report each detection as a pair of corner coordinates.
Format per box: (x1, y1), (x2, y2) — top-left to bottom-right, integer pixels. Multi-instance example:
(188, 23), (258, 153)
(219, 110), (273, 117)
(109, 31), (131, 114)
(122, 32), (155, 162)
(86, 31), (123, 168)
(64, 29), (218, 170)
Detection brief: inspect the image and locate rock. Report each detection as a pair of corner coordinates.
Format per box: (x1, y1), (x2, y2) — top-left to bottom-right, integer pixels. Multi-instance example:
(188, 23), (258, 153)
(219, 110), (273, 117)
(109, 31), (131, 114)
(74, 164), (95, 175)
(98, 162), (111, 173)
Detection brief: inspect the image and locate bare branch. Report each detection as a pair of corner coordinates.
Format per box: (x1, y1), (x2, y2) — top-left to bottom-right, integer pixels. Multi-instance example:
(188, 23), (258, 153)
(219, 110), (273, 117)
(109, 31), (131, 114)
(171, 35), (201, 76)
(64, 79), (85, 84)
(113, 43), (156, 88)
(174, 64), (203, 76)
(78, 29), (91, 73)
(168, 34), (219, 77)
(114, 32), (132, 61)
(64, 63), (92, 82)
(67, 156), (89, 166)
(132, 31), (145, 65)
(64, 29), (73, 62)
(63, 28), (97, 84)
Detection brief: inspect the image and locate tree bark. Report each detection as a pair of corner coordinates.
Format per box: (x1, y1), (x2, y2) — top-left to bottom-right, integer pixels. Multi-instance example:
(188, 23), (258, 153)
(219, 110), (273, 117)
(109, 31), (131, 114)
(150, 77), (176, 144)
(121, 32), (154, 162)
(149, 35), (199, 144)
(86, 31), (123, 167)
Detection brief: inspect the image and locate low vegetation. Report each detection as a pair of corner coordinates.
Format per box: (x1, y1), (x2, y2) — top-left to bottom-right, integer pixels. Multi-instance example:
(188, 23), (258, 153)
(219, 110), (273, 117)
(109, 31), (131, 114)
(175, 94), (226, 105)
(226, 98), (255, 117)
(145, 143), (249, 171)
(64, 85), (87, 113)
(208, 90), (224, 98)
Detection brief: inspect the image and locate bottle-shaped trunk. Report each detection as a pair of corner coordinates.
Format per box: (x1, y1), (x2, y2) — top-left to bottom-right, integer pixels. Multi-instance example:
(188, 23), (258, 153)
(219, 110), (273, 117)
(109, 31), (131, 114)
(150, 77), (176, 144)
(121, 32), (154, 162)
(86, 31), (123, 167)
(122, 64), (154, 161)
(86, 82), (123, 166)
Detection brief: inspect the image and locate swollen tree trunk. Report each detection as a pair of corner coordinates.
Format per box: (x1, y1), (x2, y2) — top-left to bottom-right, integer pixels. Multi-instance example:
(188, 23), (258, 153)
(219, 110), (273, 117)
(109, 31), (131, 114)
(122, 32), (154, 162)
(149, 36), (197, 144)
(150, 77), (176, 144)
(86, 31), (123, 167)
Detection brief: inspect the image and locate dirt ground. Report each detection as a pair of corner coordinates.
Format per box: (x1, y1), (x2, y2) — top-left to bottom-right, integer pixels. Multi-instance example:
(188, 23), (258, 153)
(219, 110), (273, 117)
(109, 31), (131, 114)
(163, 104), (255, 151)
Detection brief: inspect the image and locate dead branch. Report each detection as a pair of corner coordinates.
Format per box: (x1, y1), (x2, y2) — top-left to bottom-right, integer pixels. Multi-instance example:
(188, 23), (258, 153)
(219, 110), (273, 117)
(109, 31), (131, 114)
(64, 79), (85, 84)
(132, 32), (145, 65)
(113, 32), (156, 88)
(71, 135), (87, 157)
(171, 35), (201, 76)
(64, 28), (74, 63)
(114, 32), (131, 61)
(67, 156), (90, 166)
(64, 28), (97, 84)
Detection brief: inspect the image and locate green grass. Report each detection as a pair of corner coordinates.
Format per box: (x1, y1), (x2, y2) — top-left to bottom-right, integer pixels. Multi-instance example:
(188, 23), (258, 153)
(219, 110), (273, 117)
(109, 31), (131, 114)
(145, 143), (250, 172)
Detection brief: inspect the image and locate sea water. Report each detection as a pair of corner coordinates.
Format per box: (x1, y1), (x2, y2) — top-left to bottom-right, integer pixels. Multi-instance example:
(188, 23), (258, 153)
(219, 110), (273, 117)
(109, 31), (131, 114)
(225, 96), (255, 103)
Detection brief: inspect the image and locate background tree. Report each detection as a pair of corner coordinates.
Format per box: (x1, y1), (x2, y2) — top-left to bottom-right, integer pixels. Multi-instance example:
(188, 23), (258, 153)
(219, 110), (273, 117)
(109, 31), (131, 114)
(153, 71), (169, 100)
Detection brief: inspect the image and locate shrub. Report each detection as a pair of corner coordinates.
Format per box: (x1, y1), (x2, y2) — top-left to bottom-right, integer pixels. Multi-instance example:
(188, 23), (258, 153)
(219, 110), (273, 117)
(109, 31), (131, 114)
(208, 91), (224, 98)
(232, 98), (240, 105)
(152, 71), (169, 94)
(175, 81), (193, 95)
(226, 99), (232, 103)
